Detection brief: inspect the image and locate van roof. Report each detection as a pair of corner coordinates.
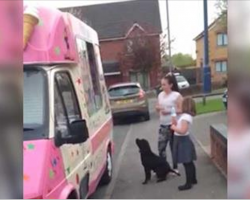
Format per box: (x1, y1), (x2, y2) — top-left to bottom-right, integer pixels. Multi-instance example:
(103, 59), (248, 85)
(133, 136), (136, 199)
(23, 6), (99, 65)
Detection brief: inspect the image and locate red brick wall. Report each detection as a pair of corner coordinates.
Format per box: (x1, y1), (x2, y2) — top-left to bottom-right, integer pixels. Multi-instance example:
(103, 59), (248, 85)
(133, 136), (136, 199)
(210, 127), (227, 177)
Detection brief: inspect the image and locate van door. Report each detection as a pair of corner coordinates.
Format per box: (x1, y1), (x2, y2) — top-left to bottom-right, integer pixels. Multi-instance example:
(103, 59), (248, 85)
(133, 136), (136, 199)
(53, 71), (90, 194)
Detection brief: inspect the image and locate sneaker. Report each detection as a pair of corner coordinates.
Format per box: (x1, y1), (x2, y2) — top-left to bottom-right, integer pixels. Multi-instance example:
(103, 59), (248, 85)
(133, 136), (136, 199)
(178, 183), (192, 191)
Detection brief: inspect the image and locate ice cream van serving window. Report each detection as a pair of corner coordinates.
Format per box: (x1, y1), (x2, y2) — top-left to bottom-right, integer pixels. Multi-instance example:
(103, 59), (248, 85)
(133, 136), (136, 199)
(23, 66), (49, 141)
(76, 37), (103, 116)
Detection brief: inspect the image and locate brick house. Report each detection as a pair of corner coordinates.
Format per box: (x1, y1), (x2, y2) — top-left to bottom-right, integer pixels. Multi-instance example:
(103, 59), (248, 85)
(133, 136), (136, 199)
(194, 17), (228, 83)
(61, 0), (162, 90)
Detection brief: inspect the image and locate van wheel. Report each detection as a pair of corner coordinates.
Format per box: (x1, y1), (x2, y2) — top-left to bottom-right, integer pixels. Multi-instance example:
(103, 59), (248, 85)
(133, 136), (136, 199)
(67, 190), (77, 199)
(79, 175), (89, 199)
(100, 151), (112, 185)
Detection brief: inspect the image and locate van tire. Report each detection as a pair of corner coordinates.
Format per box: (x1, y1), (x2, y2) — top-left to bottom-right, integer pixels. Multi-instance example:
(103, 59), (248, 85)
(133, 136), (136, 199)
(79, 175), (89, 199)
(67, 190), (77, 199)
(100, 151), (112, 185)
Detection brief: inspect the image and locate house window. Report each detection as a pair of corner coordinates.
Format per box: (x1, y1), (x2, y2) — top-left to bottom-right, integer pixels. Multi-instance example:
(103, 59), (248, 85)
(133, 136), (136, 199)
(129, 71), (149, 90)
(86, 42), (103, 111)
(215, 61), (227, 72)
(217, 33), (228, 46)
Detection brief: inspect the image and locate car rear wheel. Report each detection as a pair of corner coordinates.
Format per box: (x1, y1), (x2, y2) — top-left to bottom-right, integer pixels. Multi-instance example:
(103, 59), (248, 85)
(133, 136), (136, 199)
(144, 111), (150, 121)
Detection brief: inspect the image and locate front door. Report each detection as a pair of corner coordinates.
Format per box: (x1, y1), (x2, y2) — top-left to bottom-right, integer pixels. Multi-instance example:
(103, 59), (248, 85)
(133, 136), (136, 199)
(54, 71), (90, 191)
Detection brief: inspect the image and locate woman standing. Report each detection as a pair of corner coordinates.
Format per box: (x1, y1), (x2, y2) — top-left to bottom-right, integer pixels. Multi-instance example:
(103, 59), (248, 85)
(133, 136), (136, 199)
(156, 73), (183, 173)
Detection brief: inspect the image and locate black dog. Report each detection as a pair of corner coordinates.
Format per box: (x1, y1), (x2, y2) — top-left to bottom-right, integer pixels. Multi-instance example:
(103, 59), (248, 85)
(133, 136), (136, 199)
(136, 138), (180, 184)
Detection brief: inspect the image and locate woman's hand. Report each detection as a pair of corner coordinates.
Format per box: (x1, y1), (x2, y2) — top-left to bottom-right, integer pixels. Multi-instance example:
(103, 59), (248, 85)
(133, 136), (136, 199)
(156, 104), (164, 112)
(161, 110), (170, 115)
(171, 124), (177, 131)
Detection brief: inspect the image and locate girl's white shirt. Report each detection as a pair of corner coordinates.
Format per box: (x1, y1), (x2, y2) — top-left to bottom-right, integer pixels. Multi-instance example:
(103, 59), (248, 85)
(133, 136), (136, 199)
(174, 113), (193, 136)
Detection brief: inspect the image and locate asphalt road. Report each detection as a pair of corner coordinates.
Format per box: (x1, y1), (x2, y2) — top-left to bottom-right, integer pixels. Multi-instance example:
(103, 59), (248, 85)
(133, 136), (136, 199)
(90, 99), (227, 199)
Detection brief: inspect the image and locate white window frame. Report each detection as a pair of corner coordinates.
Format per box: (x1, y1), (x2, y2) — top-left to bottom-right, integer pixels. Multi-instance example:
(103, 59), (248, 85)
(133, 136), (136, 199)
(215, 61), (227, 72)
(217, 33), (228, 46)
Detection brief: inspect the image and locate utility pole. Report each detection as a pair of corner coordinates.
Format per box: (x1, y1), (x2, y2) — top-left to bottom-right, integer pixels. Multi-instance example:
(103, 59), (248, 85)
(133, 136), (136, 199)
(166, 0), (172, 73)
(203, 0), (212, 102)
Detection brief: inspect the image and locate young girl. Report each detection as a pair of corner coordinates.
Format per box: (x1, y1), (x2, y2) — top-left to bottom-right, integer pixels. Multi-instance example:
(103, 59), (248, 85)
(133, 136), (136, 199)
(171, 97), (197, 191)
(156, 73), (183, 173)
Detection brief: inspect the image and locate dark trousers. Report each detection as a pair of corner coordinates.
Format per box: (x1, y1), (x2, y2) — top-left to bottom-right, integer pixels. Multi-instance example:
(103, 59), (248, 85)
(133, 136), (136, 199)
(183, 162), (197, 184)
(158, 125), (178, 169)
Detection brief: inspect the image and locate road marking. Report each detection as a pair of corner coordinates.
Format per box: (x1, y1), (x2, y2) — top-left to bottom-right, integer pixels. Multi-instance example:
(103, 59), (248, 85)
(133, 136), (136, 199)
(104, 125), (133, 199)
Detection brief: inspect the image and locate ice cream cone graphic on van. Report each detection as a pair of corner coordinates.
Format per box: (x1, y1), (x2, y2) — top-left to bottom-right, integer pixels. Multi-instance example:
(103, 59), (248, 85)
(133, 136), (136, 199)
(23, 6), (39, 49)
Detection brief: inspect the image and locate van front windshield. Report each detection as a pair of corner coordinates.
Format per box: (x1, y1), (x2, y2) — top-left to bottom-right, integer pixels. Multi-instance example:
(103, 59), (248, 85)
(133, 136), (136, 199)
(23, 67), (49, 140)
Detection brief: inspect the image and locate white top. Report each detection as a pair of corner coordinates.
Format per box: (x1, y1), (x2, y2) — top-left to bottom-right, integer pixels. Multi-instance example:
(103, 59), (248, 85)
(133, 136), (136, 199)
(158, 91), (180, 125)
(174, 113), (193, 136)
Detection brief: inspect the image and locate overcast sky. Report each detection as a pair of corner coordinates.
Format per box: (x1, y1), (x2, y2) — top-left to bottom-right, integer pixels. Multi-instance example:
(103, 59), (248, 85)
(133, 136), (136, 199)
(24, 0), (219, 58)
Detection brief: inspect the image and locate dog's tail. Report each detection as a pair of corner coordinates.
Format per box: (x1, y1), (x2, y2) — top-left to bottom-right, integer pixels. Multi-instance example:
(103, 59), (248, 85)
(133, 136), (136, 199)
(170, 169), (181, 176)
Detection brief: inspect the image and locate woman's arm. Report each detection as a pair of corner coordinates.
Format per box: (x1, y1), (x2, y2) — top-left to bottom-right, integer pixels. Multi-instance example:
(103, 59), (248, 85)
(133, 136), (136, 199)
(176, 95), (183, 114)
(171, 120), (189, 135)
(155, 101), (162, 113)
(156, 102), (171, 115)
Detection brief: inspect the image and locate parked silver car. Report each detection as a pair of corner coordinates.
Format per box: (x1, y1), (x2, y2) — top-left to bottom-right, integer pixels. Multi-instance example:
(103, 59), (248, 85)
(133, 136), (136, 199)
(108, 82), (150, 121)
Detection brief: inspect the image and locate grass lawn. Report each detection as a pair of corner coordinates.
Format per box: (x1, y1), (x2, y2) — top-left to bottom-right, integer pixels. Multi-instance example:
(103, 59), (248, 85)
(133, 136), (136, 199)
(196, 98), (225, 115)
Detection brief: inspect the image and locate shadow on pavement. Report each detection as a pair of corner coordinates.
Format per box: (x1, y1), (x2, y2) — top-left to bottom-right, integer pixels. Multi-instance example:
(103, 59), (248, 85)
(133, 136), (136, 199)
(114, 116), (145, 126)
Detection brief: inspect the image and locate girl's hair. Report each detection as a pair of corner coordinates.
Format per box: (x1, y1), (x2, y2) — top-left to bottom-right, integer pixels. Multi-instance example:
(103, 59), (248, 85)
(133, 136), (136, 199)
(162, 73), (179, 92)
(182, 97), (196, 116)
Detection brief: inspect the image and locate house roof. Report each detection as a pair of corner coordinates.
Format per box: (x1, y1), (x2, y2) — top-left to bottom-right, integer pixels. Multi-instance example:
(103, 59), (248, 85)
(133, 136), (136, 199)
(193, 16), (222, 41)
(61, 0), (162, 40)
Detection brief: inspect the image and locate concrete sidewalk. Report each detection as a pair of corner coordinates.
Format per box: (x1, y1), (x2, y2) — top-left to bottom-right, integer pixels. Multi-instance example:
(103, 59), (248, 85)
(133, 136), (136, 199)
(191, 111), (227, 155)
(109, 111), (227, 199)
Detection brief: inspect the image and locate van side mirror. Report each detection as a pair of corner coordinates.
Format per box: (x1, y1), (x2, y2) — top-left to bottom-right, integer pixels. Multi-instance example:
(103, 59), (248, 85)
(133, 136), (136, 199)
(55, 119), (89, 147)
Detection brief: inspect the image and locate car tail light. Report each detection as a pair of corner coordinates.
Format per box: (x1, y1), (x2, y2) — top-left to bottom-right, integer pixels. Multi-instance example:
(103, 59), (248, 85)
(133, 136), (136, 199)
(138, 89), (145, 99)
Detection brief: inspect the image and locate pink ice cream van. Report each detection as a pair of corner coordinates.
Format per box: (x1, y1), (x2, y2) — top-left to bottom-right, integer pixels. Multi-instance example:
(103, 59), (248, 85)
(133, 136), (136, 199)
(23, 5), (114, 199)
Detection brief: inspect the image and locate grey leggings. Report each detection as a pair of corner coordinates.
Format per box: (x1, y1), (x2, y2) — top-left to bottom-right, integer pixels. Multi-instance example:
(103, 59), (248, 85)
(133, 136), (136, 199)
(158, 125), (177, 169)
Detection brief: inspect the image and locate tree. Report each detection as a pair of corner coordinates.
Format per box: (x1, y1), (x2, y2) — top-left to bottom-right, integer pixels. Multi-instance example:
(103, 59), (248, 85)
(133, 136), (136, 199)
(160, 31), (175, 71)
(118, 31), (161, 88)
(119, 31), (161, 73)
(171, 53), (196, 68)
(215, 0), (228, 30)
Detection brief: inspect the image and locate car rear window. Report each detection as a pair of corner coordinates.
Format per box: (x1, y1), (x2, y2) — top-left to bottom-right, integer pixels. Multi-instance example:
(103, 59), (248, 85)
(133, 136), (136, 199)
(176, 76), (187, 83)
(108, 85), (140, 97)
